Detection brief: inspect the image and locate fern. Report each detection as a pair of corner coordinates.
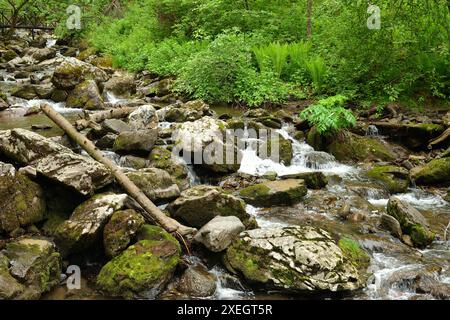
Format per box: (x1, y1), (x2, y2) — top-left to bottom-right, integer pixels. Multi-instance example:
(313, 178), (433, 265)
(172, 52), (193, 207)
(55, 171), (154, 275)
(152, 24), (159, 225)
(300, 95), (356, 135)
(253, 42), (289, 78)
(306, 56), (326, 92)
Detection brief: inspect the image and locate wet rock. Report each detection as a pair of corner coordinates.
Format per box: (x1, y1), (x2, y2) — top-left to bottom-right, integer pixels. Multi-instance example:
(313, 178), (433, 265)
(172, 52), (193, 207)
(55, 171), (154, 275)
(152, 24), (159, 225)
(126, 168), (180, 203)
(0, 97), (8, 111)
(113, 129), (159, 154)
(54, 193), (128, 256)
(259, 132), (293, 165)
(167, 185), (249, 228)
(0, 129), (113, 196)
(1, 49), (18, 62)
(52, 57), (109, 90)
(280, 172), (328, 189)
(66, 80), (105, 110)
(102, 119), (131, 134)
(103, 209), (145, 258)
(26, 47), (56, 63)
(177, 265), (217, 297)
(194, 216), (245, 252)
(104, 73), (136, 98)
(0, 253), (24, 299)
(2, 238), (61, 299)
(239, 179), (307, 207)
(380, 213), (403, 238)
(96, 228), (181, 299)
(11, 84), (38, 100)
(367, 165), (410, 194)
(95, 133), (117, 149)
(327, 132), (395, 162)
(139, 78), (172, 97)
(411, 157), (450, 187)
(119, 155), (150, 170)
(387, 197), (434, 248)
(128, 104), (158, 130)
(148, 147), (190, 190)
(159, 100), (212, 122)
(0, 165), (46, 233)
(224, 227), (365, 292)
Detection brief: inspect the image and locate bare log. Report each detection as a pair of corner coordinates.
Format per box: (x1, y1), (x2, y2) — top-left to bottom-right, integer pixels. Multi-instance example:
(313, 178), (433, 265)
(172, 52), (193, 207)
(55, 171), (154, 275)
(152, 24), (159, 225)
(41, 103), (196, 237)
(75, 107), (137, 131)
(428, 127), (450, 150)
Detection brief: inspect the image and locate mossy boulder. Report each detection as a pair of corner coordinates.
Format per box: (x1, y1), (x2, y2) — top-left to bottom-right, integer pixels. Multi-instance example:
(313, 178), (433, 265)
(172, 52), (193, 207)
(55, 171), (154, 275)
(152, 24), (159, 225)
(66, 80), (105, 110)
(2, 49), (18, 62)
(280, 172), (328, 189)
(2, 238), (61, 299)
(258, 132), (293, 165)
(96, 231), (181, 299)
(387, 197), (435, 248)
(103, 209), (145, 258)
(411, 157), (450, 187)
(239, 179), (307, 207)
(167, 185), (249, 228)
(113, 129), (158, 154)
(148, 147), (190, 191)
(224, 227), (365, 292)
(126, 168), (180, 203)
(104, 73), (136, 98)
(54, 193), (128, 256)
(0, 166), (46, 233)
(367, 165), (410, 194)
(327, 132), (395, 162)
(162, 100), (212, 122)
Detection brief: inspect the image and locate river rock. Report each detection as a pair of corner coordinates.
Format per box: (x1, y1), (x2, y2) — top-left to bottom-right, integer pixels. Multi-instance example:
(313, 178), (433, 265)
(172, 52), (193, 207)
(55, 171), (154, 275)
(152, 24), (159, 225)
(194, 216), (245, 252)
(224, 226), (365, 292)
(177, 265), (217, 297)
(96, 227), (181, 299)
(167, 185), (249, 228)
(26, 47), (56, 63)
(113, 129), (159, 154)
(0, 129), (113, 195)
(102, 119), (131, 134)
(148, 147), (190, 191)
(0, 97), (8, 111)
(52, 57), (109, 89)
(159, 100), (212, 122)
(380, 213), (403, 238)
(128, 104), (158, 130)
(0, 166), (46, 233)
(54, 193), (129, 256)
(239, 179), (307, 207)
(95, 133), (117, 149)
(104, 73), (136, 98)
(411, 157), (450, 186)
(0, 253), (24, 299)
(387, 197), (434, 248)
(2, 238), (61, 299)
(367, 165), (410, 194)
(258, 132), (293, 165)
(66, 80), (105, 110)
(126, 168), (180, 203)
(103, 209), (145, 258)
(280, 172), (328, 189)
(139, 78), (172, 97)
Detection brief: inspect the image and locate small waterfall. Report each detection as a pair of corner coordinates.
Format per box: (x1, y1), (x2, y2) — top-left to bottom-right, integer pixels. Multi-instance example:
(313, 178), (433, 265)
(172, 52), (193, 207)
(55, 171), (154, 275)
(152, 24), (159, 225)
(105, 91), (127, 105)
(210, 266), (250, 300)
(366, 125), (379, 137)
(46, 39), (57, 48)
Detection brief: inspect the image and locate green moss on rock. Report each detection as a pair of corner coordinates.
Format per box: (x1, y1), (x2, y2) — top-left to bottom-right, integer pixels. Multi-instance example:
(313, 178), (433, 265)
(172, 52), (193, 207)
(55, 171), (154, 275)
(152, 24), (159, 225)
(367, 165), (410, 194)
(412, 157), (450, 187)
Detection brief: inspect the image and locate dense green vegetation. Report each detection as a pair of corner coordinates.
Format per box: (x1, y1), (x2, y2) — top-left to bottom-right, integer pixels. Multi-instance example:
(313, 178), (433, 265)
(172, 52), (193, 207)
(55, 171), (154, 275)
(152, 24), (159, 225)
(2, 0), (449, 111)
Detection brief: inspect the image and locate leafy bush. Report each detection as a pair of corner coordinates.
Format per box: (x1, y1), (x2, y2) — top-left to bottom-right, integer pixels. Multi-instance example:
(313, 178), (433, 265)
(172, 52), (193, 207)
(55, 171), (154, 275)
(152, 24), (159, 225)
(253, 42), (289, 78)
(300, 95), (356, 135)
(306, 57), (327, 93)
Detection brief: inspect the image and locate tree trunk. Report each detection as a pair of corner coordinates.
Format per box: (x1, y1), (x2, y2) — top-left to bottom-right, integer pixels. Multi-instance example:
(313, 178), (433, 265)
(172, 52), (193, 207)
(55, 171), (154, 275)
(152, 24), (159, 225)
(74, 107), (138, 130)
(41, 103), (197, 237)
(307, 0), (313, 39)
(428, 127), (450, 150)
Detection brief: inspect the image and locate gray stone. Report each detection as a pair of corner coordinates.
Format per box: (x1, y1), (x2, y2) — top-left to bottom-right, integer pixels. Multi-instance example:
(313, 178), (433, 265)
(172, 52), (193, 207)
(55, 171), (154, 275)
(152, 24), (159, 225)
(194, 216), (245, 252)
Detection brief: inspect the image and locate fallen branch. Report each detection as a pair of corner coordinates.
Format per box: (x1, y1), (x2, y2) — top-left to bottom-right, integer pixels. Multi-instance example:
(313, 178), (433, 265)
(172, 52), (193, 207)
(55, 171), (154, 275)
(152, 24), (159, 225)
(41, 103), (196, 237)
(428, 127), (450, 150)
(75, 107), (137, 131)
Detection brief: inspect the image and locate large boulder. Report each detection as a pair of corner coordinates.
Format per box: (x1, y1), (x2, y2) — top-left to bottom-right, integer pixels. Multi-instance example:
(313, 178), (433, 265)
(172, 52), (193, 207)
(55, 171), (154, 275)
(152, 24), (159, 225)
(367, 165), (410, 194)
(411, 157), (450, 187)
(26, 47), (56, 63)
(158, 100), (212, 122)
(326, 132), (396, 162)
(126, 168), (180, 203)
(239, 179), (307, 207)
(113, 129), (159, 154)
(104, 73), (136, 98)
(280, 172), (328, 189)
(0, 163), (46, 233)
(103, 209), (145, 258)
(387, 197), (434, 248)
(66, 80), (105, 110)
(148, 147), (190, 191)
(102, 119), (131, 135)
(1, 238), (61, 299)
(194, 216), (245, 252)
(177, 265), (217, 297)
(52, 57), (109, 90)
(127, 105), (158, 130)
(96, 227), (181, 299)
(54, 193), (129, 256)
(224, 227), (366, 292)
(167, 185), (250, 228)
(0, 129), (113, 196)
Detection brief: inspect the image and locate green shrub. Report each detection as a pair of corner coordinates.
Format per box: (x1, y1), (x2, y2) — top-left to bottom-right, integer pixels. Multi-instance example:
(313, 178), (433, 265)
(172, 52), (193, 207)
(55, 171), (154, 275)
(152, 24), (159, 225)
(300, 95), (356, 135)
(306, 56), (327, 93)
(253, 42), (289, 78)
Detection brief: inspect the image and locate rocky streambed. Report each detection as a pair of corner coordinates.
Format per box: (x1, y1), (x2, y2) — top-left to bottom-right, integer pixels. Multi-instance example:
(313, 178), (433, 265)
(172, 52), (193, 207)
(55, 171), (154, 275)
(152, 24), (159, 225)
(0, 31), (449, 300)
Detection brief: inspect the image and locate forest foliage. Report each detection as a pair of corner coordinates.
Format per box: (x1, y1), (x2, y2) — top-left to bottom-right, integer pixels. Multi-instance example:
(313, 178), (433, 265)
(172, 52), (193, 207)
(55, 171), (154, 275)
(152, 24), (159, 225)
(2, 0), (449, 109)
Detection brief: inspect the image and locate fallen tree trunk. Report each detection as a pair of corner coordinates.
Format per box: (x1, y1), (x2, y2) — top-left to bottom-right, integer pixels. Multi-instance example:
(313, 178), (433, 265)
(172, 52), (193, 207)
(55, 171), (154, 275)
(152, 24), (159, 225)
(41, 103), (196, 237)
(75, 107), (137, 131)
(428, 127), (450, 150)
